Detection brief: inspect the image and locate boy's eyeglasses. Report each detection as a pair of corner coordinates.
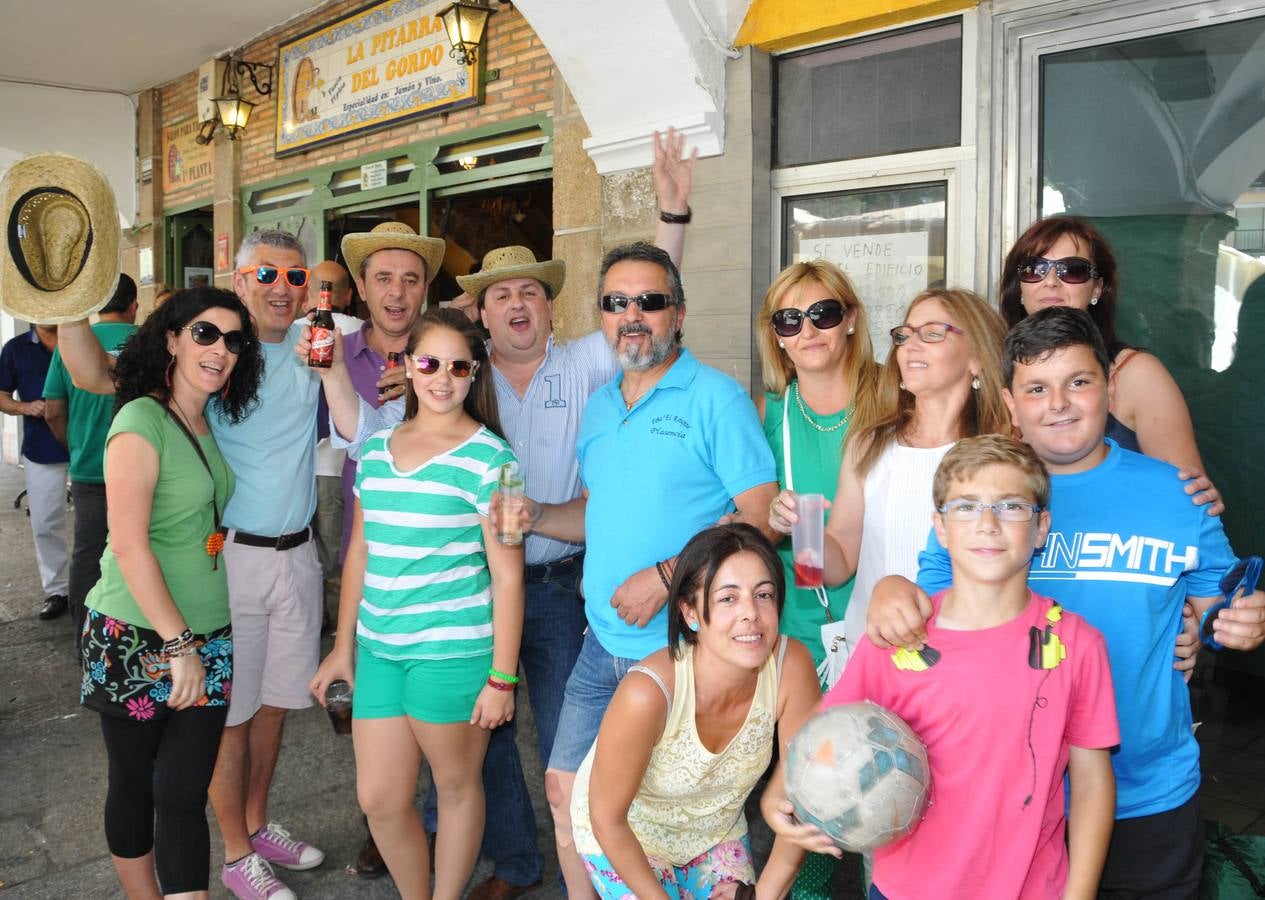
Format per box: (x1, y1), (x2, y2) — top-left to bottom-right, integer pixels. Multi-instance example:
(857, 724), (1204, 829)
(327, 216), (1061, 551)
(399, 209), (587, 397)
(410, 354), (479, 378)
(599, 292), (674, 313)
(890, 322), (965, 345)
(184, 321), (247, 355)
(1016, 256), (1099, 285)
(239, 265), (311, 288)
(771, 299), (846, 337)
(938, 499), (1042, 522)
(1200, 555), (1262, 651)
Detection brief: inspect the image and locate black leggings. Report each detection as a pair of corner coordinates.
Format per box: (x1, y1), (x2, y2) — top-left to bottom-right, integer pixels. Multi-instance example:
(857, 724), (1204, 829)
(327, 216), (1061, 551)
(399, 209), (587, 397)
(99, 705), (228, 894)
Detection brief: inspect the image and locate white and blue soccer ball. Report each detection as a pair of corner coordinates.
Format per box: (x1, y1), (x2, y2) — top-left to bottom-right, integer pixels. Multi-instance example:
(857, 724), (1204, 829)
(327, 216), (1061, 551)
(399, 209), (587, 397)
(785, 701), (931, 852)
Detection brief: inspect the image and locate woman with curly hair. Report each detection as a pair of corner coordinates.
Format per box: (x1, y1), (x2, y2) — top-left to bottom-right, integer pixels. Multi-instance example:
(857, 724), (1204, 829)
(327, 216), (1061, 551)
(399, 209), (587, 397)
(79, 287), (263, 899)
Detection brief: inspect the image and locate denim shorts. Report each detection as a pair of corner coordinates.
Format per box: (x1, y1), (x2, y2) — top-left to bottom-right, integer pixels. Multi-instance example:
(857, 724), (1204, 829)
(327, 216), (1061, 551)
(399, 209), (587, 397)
(546, 629), (640, 772)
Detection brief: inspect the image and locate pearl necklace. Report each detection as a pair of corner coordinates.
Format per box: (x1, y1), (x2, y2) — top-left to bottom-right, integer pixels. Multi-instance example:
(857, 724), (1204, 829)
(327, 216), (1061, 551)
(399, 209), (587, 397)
(793, 381), (851, 433)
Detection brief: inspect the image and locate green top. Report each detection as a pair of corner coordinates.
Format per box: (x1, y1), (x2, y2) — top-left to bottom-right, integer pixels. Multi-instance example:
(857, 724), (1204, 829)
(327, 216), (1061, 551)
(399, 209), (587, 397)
(42, 321), (137, 483)
(86, 397), (235, 633)
(762, 382), (855, 667)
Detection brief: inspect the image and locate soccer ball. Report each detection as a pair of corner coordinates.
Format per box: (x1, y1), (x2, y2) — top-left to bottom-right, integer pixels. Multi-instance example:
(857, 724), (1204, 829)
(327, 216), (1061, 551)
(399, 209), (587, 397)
(784, 701), (931, 852)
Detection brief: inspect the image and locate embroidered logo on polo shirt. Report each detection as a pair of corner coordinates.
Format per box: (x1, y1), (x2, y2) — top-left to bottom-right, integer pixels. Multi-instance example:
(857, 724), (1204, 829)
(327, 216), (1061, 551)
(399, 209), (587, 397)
(650, 414), (691, 439)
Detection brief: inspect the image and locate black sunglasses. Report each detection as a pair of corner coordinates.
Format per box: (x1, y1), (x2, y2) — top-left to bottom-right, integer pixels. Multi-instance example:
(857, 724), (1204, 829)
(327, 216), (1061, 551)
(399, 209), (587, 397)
(1016, 256), (1099, 285)
(184, 321), (247, 354)
(770, 299), (846, 337)
(239, 265), (311, 288)
(599, 292), (674, 313)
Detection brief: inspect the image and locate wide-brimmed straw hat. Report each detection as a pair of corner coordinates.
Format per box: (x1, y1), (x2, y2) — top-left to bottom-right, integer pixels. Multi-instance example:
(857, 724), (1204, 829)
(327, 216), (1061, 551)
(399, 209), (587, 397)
(341, 221), (445, 282)
(457, 245), (565, 298)
(0, 152), (121, 324)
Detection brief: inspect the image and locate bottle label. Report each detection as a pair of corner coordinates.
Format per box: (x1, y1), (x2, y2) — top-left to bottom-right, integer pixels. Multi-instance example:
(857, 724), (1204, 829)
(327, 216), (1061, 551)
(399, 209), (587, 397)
(310, 328), (334, 363)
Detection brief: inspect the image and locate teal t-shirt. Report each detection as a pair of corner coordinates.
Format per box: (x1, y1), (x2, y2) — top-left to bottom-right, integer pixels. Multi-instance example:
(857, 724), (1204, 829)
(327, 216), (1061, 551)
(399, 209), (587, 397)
(763, 383), (856, 667)
(86, 397), (235, 633)
(42, 321), (137, 483)
(353, 424), (516, 661)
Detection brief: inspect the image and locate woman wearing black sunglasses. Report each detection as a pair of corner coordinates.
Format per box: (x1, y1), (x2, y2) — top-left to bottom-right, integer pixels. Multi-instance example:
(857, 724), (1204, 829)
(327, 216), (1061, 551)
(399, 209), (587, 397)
(1000, 216), (1223, 515)
(753, 259), (881, 899)
(79, 287), (264, 898)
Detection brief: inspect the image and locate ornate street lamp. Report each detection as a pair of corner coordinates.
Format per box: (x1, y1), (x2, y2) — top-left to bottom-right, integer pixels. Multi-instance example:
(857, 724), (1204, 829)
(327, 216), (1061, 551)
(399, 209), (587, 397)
(439, 0), (495, 66)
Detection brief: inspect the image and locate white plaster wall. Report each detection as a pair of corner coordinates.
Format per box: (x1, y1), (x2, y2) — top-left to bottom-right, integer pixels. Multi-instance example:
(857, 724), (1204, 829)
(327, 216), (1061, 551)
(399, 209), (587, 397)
(0, 82), (137, 226)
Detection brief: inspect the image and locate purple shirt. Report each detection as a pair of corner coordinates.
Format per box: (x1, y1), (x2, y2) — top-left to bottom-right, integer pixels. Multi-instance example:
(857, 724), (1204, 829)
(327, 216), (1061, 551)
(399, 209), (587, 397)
(340, 324), (395, 558)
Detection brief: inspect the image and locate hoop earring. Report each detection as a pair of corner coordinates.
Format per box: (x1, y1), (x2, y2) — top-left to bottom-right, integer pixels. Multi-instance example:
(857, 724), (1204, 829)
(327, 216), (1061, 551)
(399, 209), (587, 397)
(165, 358), (175, 390)
(221, 378), (231, 403)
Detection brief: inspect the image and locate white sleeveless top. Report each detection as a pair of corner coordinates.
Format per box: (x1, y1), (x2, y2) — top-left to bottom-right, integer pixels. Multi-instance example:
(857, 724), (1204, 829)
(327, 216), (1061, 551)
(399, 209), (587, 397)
(845, 441), (955, 645)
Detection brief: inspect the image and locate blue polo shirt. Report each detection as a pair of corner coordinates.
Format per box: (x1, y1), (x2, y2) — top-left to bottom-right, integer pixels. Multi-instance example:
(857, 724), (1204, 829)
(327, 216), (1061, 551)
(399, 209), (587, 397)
(0, 329), (69, 465)
(916, 440), (1235, 819)
(577, 348), (776, 660)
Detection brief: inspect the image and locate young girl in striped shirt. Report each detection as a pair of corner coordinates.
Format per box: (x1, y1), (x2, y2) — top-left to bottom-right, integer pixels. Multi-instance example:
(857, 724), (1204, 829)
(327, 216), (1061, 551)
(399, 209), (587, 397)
(311, 307), (524, 900)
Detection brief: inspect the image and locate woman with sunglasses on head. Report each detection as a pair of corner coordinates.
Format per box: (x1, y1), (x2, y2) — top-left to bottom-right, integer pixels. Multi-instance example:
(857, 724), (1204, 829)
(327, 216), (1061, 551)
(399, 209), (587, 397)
(571, 523), (820, 900)
(309, 307), (524, 900)
(1000, 216), (1222, 514)
(771, 288), (1010, 672)
(80, 288), (264, 899)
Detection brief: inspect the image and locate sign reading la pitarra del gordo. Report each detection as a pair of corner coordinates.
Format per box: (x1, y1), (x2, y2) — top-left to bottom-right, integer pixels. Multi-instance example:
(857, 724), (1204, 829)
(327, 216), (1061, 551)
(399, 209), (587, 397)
(275, 0), (483, 156)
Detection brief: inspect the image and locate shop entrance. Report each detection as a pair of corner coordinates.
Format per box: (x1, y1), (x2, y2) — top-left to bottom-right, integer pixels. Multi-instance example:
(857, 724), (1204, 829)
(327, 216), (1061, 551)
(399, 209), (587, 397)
(166, 207), (213, 290)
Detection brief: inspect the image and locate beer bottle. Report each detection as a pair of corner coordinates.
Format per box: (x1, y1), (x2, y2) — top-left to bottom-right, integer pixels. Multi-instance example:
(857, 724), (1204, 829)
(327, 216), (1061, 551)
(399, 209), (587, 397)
(379, 351), (401, 405)
(308, 281), (335, 368)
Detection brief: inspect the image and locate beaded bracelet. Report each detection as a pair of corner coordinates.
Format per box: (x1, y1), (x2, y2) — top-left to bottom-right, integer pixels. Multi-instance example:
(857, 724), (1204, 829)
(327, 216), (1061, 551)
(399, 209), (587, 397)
(485, 677), (515, 692)
(655, 560), (672, 591)
(488, 666), (519, 684)
(161, 628), (195, 660)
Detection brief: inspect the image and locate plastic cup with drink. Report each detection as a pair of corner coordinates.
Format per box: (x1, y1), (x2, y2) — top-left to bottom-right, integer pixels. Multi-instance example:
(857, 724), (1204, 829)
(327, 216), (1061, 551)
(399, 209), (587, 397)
(791, 492), (826, 589)
(324, 679), (353, 735)
(496, 461), (525, 546)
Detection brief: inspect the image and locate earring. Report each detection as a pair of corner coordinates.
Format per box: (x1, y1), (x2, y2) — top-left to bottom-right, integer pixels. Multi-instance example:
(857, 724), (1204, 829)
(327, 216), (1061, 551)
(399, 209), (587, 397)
(221, 377), (231, 403)
(165, 358), (175, 390)
(971, 376), (981, 390)
(847, 326), (855, 335)
(778, 341), (785, 349)
(687, 619), (699, 633)
(899, 381), (906, 391)
(1090, 296), (1099, 306)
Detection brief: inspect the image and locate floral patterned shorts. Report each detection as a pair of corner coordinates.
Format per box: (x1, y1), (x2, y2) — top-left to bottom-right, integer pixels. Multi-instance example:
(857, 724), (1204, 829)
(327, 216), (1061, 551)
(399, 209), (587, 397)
(80, 609), (233, 722)
(582, 836), (754, 899)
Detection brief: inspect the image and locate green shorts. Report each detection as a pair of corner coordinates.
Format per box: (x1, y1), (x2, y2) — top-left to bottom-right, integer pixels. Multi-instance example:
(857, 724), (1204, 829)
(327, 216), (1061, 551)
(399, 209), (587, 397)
(353, 649), (491, 724)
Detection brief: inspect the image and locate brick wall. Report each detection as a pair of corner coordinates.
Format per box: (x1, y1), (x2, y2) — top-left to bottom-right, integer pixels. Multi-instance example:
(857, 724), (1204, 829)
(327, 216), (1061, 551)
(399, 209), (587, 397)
(157, 0), (555, 203)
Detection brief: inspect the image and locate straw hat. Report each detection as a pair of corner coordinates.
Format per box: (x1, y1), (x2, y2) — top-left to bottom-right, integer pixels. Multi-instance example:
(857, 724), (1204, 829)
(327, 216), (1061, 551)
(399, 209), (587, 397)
(457, 246), (565, 298)
(342, 221), (445, 282)
(0, 153), (121, 324)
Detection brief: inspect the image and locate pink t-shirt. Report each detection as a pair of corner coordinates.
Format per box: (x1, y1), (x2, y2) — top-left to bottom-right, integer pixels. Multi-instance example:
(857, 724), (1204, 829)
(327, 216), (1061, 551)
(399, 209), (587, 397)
(825, 591), (1119, 900)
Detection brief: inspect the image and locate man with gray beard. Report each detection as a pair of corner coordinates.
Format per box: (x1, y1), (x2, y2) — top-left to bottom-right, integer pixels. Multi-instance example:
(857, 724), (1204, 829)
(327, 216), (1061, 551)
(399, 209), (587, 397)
(515, 241), (779, 896)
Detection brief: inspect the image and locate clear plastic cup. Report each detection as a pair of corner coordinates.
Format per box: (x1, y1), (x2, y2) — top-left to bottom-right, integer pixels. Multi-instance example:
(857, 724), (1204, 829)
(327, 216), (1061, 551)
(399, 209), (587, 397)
(496, 462), (525, 546)
(325, 679), (353, 735)
(791, 493), (826, 589)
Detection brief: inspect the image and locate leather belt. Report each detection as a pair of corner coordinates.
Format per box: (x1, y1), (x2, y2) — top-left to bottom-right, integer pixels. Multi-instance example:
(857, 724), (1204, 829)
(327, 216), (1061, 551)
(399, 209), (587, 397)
(220, 526), (311, 551)
(524, 552), (583, 582)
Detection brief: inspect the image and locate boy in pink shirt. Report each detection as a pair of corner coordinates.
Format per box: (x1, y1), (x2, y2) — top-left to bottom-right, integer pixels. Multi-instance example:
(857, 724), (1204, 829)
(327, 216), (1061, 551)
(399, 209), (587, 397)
(766, 435), (1119, 899)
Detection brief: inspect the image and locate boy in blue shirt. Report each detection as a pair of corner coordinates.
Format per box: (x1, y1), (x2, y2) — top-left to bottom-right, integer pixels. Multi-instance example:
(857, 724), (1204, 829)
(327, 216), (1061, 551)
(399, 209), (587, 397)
(865, 307), (1265, 898)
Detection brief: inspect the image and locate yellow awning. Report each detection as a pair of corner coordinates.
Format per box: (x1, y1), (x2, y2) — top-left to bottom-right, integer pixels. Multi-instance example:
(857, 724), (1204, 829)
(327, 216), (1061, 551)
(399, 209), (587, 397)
(735, 0), (977, 52)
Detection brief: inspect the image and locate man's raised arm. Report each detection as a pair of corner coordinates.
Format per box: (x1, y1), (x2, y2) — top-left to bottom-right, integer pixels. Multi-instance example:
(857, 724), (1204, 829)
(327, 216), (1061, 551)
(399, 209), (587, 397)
(57, 320), (116, 394)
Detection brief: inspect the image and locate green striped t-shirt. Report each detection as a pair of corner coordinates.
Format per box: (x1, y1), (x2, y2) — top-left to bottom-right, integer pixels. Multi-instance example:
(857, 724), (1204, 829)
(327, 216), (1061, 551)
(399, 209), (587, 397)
(353, 424), (516, 661)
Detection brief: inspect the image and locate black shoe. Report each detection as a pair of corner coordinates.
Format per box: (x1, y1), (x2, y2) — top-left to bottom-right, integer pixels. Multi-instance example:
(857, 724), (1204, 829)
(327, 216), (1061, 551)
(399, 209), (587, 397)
(39, 595), (68, 620)
(354, 828), (387, 879)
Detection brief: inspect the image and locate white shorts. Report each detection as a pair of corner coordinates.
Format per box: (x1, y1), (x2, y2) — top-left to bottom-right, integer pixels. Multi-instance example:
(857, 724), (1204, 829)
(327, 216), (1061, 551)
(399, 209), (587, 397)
(223, 533), (322, 727)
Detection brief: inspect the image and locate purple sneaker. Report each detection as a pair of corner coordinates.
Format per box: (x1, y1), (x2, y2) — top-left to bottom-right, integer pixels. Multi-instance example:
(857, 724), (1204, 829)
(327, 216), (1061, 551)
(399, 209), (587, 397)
(251, 822), (326, 871)
(221, 853), (296, 900)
